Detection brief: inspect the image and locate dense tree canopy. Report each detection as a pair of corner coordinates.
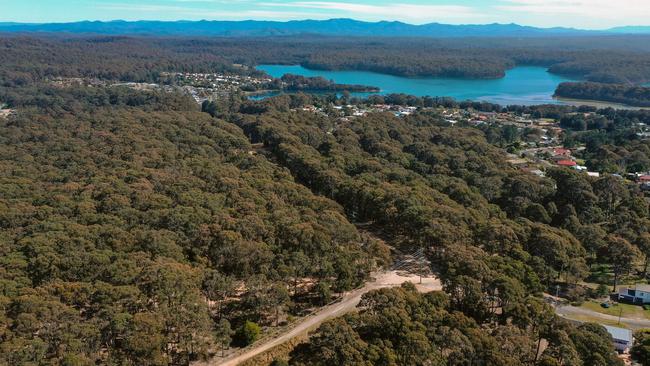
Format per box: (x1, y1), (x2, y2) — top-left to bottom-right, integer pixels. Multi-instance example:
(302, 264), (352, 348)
(3, 35), (650, 87)
(556, 82), (650, 107)
(290, 285), (623, 366)
(1, 35), (647, 365)
(0, 86), (376, 364)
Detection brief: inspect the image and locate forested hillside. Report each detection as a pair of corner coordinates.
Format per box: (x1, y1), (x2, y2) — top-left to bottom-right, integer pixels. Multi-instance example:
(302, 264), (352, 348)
(225, 94), (647, 365)
(3, 35), (650, 84)
(556, 82), (650, 107)
(289, 285), (622, 366)
(0, 86), (379, 364)
(1, 35), (649, 366)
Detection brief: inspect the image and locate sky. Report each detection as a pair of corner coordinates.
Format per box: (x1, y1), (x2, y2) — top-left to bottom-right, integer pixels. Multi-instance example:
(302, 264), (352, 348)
(2, 0), (650, 29)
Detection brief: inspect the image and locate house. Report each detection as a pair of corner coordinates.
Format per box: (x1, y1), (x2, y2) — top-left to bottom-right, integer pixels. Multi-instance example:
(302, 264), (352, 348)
(603, 325), (633, 353)
(618, 283), (650, 304)
(553, 148), (571, 156)
(557, 160), (577, 167)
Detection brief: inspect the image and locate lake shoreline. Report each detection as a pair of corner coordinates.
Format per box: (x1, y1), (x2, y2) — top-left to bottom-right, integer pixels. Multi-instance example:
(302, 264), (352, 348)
(553, 96), (650, 110)
(256, 64), (576, 106)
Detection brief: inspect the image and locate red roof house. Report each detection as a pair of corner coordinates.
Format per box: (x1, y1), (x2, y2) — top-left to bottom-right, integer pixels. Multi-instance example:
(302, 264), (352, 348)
(557, 160), (577, 167)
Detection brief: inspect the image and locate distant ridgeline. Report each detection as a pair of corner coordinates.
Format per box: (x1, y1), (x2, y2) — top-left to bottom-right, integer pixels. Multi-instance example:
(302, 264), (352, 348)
(555, 82), (650, 107)
(0, 19), (616, 37)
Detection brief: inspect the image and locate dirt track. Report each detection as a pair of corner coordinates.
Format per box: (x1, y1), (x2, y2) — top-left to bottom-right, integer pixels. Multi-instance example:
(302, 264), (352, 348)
(197, 271), (441, 366)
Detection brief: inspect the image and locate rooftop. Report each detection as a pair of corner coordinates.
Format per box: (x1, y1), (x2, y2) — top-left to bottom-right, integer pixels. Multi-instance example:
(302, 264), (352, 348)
(603, 325), (633, 343)
(557, 160), (577, 167)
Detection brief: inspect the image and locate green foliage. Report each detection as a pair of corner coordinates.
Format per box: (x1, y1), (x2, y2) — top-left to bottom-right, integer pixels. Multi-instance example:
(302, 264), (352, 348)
(556, 82), (650, 108)
(290, 286), (622, 366)
(202, 100), (219, 117)
(0, 85), (374, 364)
(215, 319), (234, 356)
(1, 36), (647, 365)
(633, 329), (650, 366)
(596, 284), (611, 297)
(236, 321), (261, 347)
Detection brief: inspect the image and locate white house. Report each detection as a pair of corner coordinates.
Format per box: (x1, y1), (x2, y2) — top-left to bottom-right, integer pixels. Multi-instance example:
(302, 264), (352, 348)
(618, 283), (650, 304)
(603, 325), (633, 353)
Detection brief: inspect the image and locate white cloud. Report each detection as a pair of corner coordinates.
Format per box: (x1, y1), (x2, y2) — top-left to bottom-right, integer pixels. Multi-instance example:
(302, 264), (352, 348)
(92, 0), (650, 28)
(496, 0), (650, 28)
(98, 2), (332, 21)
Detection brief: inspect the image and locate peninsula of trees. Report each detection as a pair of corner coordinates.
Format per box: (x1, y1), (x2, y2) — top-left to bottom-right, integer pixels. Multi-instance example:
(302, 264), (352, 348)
(278, 74), (379, 93)
(555, 82), (650, 107)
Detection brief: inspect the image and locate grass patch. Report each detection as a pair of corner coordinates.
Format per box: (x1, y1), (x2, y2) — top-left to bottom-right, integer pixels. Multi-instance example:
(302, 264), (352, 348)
(561, 313), (631, 329)
(581, 300), (650, 320)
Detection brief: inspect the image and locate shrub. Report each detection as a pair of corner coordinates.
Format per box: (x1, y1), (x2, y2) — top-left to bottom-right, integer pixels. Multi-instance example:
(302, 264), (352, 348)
(235, 321), (261, 347)
(566, 286), (586, 303)
(595, 284), (610, 297)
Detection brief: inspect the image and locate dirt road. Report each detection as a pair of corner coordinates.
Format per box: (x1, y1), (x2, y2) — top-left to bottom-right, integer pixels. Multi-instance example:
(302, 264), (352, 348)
(198, 271), (441, 366)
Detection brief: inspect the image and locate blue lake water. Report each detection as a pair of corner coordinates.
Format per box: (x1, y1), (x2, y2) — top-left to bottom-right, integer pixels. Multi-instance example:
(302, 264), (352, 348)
(257, 64), (577, 106)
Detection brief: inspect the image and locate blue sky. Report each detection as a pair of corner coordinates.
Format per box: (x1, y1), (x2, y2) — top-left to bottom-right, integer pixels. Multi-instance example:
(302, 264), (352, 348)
(2, 0), (649, 29)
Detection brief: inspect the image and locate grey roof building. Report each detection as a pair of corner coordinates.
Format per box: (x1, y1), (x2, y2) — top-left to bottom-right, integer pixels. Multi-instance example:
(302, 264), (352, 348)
(603, 325), (633, 353)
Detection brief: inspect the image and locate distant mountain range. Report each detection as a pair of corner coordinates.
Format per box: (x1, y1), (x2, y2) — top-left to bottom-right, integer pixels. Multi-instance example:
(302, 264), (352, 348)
(0, 19), (648, 37)
(608, 26), (650, 34)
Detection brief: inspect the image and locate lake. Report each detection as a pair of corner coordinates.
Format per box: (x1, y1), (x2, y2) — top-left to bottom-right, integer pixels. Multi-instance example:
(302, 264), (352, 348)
(257, 64), (576, 106)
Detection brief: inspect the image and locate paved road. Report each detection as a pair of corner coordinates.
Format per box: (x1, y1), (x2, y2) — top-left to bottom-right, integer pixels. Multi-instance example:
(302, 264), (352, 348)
(196, 271), (441, 366)
(555, 303), (650, 330)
